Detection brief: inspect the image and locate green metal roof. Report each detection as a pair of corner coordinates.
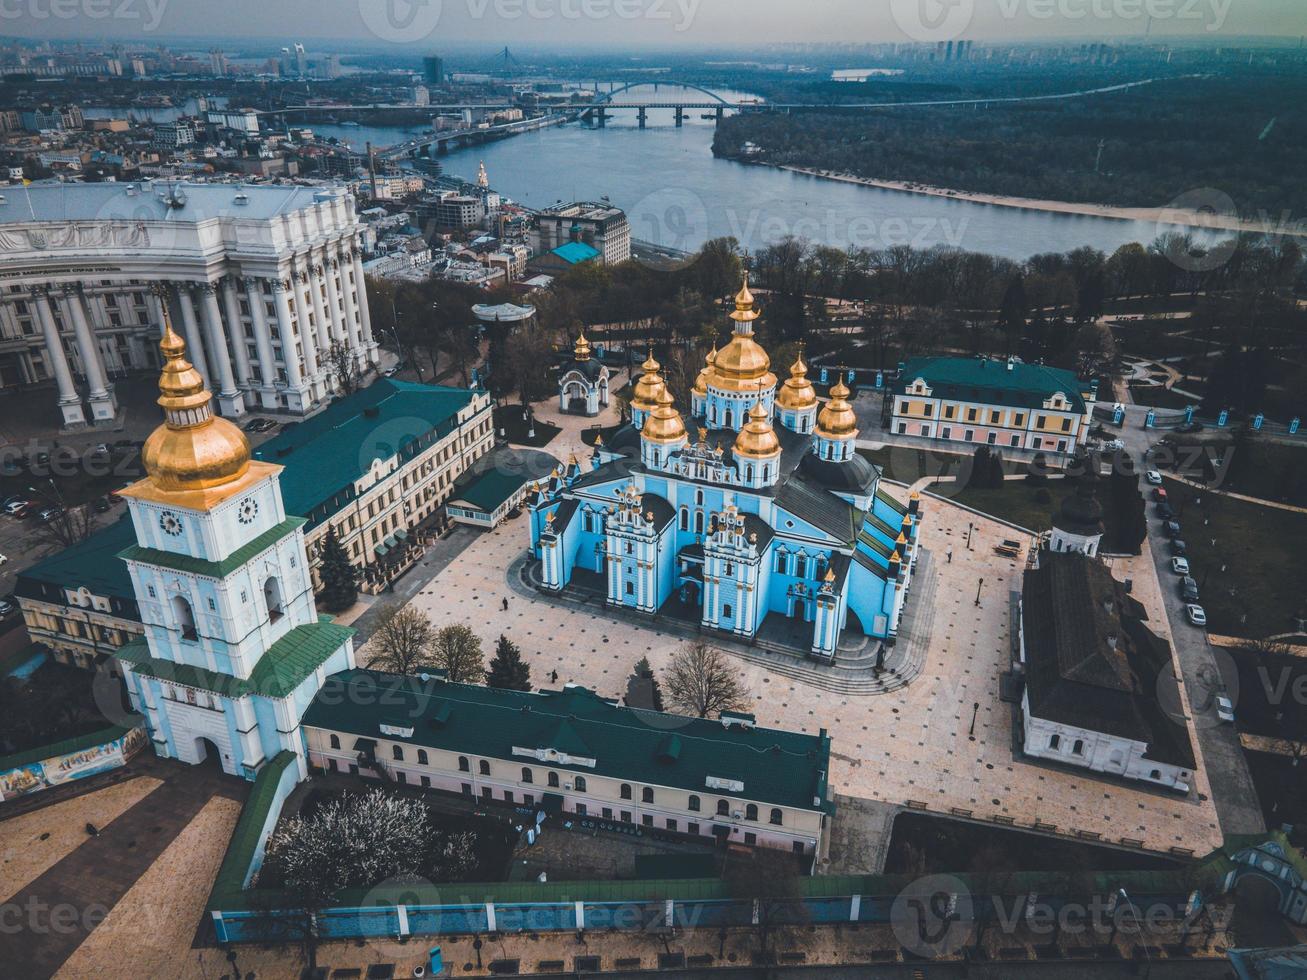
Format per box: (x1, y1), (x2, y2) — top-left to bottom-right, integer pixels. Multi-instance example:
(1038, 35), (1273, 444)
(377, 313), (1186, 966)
(303, 669), (834, 814)
(449, 466), (531, 514)
(114, 618), (354, 699)
(252, 379), (478, 530)
(551, 241), (602, 264)
(896, 356), (1090, 414)
(16, 517), (138, 604)
(118, 518), (305, 580)
(208, 749), (298, 907)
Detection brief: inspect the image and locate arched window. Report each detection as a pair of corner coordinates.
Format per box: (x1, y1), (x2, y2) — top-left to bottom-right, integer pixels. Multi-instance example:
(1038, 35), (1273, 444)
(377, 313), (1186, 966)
(392, 745), (403, 761)
(679, 507), (688, 531)
(263, 575), (284, 622)
(688, 795), (701, 812)
(479, 760), (490, 775)
(1072, 739), (1084, 756)
(458, 756), (470, 772)
(746, 464), (754, 482)
(801, 416), (810, 433)
(172, 595), (197, 641)
(642, 787), (654, 803)
(762, 465), (770, 483)
(716, 799), (730, 816)
(574, 776), (587, 792)
(417, 750), (429, 765)
(724, 409), (733, 429)
(548, 771), (560, 787)
(329, 734), (340, 750)
(775, 551), (787, 574)
(1049, 734), (1061, 750)
(795, 555), (807, 579)
(696, 489), (704, 505)
(521, 767), (534, 784)
(745, 803), (758, 821)
(770, 808), (783, 826)
(695, 512), (704, 535)
(620, 783), (632, 800)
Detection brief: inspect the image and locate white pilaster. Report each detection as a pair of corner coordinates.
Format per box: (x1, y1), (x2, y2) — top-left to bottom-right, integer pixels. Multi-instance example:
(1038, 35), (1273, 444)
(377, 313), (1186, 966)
(35, 289), (85, 427)
(221, 276), (253, 390)
(174, 284), (211, 391)
(200, 282), (244, 417)
(244, 276), (279, 409)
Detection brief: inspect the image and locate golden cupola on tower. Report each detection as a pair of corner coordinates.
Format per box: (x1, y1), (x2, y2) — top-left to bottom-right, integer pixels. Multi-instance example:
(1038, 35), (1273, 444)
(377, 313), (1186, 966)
(642, 386), (688, 444)
(573, 331), (592, 362)
(734, 401), (782, 459)
(713, 272), (777, 393)
(630, 354), (666, 415)
(692, 343), (718, 396)
(776, 354), (818, 411)
(816, 380), (859, 439)
(140, 319), (252, 492)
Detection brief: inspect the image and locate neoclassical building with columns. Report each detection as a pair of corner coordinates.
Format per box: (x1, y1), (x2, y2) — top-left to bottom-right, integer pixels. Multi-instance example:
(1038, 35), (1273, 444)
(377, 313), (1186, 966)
(0, 180), (379, 427)
(527, 276), (922, 661)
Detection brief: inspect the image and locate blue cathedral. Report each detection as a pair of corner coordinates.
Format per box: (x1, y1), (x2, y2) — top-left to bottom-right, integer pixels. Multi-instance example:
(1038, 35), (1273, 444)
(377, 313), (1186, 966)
(527, 276), (922, 661)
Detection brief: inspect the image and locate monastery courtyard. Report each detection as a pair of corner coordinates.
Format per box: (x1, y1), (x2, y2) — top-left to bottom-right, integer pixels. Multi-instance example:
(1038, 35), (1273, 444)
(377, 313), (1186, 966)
(388, 484), (1224, 861)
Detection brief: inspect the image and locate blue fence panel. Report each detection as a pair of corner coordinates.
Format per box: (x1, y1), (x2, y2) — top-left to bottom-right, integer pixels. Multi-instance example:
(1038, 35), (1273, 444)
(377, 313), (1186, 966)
(494, 903), (575, 933)
(407, 905), (489, 936)
(806, 896), (851, 924)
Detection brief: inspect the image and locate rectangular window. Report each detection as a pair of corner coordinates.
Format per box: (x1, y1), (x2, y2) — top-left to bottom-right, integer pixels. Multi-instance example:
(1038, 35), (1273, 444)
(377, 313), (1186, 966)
(923, 404), (932, 417)
(987, 432), (997, 445)
(945, 405), (956, 419)
(990, 410), (1000, 424)
(941, 427), (951, 440)
(576, 803), (587, 816)
(625, 581), (634, 596)
(1061, 418), (1072, 432)
(1014, 413), (1025, 426)
(666, 819), (678, 832)
(1010, 435), (1020, 447)
(723, 604), (733, 619)
(602, 807), (613, 820)
(688, 822), (700, 835)
(920, 424), (930, 437)
(642, 814), (653, 828)
(481, 787), (492, 800)
(898, 400), (909, 413)
(897, 423), (907, 434)
(967, 408), (978, 422)
(1037, 415), (1047, 428)
(621, 810), (633, 823)
(964, 430), (974, 442)
(745, 831), (757, 845)
(503, 791), (514, 803)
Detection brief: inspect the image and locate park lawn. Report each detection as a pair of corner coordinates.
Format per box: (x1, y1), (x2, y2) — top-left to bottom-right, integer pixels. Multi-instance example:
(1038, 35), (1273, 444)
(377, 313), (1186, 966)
(947, 480), (1064, 533)
(1162, 437), (1307, 508)
(1128, 384), (1200, 410)
(1162, 478), (1307, 639)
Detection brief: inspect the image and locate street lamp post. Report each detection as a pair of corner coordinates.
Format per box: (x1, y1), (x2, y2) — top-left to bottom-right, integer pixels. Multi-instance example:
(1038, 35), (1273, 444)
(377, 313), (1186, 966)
(1118, 888), (1152, 979)
(968, 701), (980, 738)
(974, 577), (984, 607)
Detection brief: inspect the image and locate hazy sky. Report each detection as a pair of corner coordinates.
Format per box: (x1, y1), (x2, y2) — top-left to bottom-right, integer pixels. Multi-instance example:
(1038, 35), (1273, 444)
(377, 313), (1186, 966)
(7, 0), (1307, 48)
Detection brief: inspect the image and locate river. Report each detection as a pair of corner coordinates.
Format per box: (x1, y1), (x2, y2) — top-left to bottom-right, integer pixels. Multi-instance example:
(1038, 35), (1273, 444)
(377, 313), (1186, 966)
(277, 85), (1235, 261)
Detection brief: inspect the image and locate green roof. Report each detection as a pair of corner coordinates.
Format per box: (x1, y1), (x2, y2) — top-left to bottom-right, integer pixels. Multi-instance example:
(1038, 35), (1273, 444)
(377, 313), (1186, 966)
(252, 379), (478, 530)
(303, 669), (834, 814)
(0, 724), (135, 773)
(16, 517), (138, 605)
(208, 749), (298, 907)
(896, 356), (1090, 413)
(551, 241), (601, 264)
(449, 466), (531, 514)
(114, 618), (354, 699)
(118, 518), (305, 579)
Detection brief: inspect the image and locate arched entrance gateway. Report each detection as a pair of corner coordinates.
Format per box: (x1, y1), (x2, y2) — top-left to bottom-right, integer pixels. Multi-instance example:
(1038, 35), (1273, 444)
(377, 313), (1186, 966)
(193, 736), (224, 770)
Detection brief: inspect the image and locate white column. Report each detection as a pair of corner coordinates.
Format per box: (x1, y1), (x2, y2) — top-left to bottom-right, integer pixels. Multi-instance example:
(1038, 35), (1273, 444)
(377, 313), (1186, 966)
(35, 289), (85, 427)
(244, 276), (278, 409)
(200, 282), (244, 417)
(64, 286), (117, 421)
(221, 276), (252, 390)
(324, 251), (357, 351)
(306, 256), (333, 358)
(340, 247), (368, 368)
(173, 284), (210, 390)
(351, 243), (378, 362)
(271, 276), (306, 410)
(292, 263), (320, 383)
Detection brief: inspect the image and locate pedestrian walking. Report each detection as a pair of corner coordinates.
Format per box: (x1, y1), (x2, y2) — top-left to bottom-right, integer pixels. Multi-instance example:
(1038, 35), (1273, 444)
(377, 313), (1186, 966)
(502, 597), (509, 612)
(946, 547), (953, 564)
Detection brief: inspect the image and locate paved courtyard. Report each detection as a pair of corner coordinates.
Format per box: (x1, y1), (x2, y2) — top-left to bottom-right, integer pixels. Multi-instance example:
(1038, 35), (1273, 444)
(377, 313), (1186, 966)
(387, 487), (1223, 860)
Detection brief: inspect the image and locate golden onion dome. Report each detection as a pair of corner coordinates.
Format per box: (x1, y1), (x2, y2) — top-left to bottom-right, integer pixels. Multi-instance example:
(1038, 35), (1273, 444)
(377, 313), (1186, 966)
(574, 331), (592, 362)
(734, 402), (782, 459)
(141, 318), (251, 492)
(730, 272), (759, 324)
(630, 354), (666, 412)
(692, 343), (718, 396)
(642, 387), (687, 444)
(713, 334), (775, 390)
(776, 354), (818, 411)
(816, 380), (859, 439)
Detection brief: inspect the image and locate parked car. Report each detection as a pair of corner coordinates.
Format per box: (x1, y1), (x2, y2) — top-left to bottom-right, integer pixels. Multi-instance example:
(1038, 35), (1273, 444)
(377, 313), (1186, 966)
(1102, 439), (1126, 452)
(1215, 695), (1235, 723)
(0, 598), (14, 619)
(1186, 604), (1207, 627)
(91, 443), (110, 456)
(1171, 557), (1191, 575)
(0, 552), (7, 565)
(1178, 421), (1206, 434)
(1156, 503), (1174, 520)
(92, 496), (112, 513)
(382, 366), (399, 378)
(1170, 539), (1187, 557)
(1164, 521), (1182, 538)
(1180, 576), (1200, 602)
(3, 499), (30, 516)
(0, 493), (25, 509)
(1153, 487), (1169, 502)
(244, 418), (277, 433)
(1145, 470), (1163, 485)
(36, 505), (64, 523)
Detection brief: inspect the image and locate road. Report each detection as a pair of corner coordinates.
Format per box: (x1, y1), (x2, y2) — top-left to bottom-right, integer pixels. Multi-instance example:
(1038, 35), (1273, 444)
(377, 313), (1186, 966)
(1115, 406), (1266, 840)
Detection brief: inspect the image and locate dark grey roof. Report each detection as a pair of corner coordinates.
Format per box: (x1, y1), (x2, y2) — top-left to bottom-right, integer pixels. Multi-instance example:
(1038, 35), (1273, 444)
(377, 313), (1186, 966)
(740, 513), (776, 550)
(640, 493), (675, 531)
(1052, 474), (1105, 537)
(798, 452), (879, 495)
(1022, 553), (1195, 770)
(775, 474), (862, 545)
(561, 357), (607, 382)
(549, 498), (580, 534)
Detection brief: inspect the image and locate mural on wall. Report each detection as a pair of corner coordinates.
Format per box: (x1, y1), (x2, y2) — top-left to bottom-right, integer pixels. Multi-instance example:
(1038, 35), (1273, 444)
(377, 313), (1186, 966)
(0, 727), (148, 801)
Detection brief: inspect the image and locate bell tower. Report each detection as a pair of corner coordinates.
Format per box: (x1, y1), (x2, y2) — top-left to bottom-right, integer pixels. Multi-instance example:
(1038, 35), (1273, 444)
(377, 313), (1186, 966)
(113, 319), (355, 780)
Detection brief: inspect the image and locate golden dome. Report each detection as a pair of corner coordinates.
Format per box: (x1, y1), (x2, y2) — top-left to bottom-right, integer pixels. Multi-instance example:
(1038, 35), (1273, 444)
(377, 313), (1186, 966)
(692, 343), (718, 396)
(141, 319), (251, 492)
(630, 354), (666, 413)
(817, 380), (859, 439)
(776, 354), (817, 411)
(734, 402), (781, 459)
(574, 331), (592, 362)
(730, 272), (759, 324)
(642, 387), (688, 444)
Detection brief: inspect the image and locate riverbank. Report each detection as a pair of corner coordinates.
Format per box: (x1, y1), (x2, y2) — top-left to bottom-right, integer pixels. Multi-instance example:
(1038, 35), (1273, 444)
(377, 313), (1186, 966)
(772, 164), (1307, 239)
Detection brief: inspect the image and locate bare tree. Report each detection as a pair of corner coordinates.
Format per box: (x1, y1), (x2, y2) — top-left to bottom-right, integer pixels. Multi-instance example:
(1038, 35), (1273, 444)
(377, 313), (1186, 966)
(367, 605), (438, 676)
(432, 624), (485, 683)
(663, 641), (750, 718)
(723, 848), (806, 962)
(325, 339), (364, 395)
(33, 503), (95, 550)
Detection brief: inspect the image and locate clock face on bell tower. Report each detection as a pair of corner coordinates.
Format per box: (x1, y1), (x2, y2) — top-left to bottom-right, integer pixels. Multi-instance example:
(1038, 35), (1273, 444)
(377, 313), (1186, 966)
(237, 496), (259, 525)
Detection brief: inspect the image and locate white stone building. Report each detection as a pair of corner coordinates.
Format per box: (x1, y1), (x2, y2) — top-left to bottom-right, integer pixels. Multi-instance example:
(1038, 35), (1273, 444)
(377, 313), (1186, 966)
(0, 180), (379, 427)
